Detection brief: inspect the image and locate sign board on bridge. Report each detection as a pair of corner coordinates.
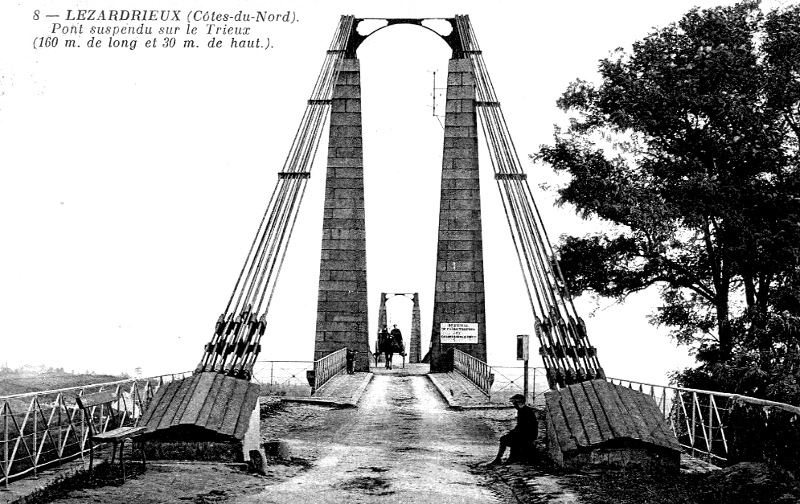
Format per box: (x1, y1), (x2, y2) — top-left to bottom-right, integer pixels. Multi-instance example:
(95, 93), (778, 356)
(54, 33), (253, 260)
(517, 334), (529, 360)
(440, 323), (478, 344)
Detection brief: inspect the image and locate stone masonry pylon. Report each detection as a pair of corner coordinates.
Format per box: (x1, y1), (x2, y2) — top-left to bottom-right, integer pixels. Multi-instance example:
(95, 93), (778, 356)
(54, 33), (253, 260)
(410, 293), (422, 363)
(378, 292), (388, 335)
(429, 58), (487, 372)
(314, 58), (370, 372)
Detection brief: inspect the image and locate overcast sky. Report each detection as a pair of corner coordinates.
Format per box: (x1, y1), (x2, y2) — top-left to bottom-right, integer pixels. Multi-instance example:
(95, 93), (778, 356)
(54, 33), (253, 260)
(1, 0), (778, 385)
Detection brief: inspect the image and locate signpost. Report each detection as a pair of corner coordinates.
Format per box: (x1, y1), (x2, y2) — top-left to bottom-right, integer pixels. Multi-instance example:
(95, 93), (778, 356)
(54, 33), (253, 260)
(517, 334), (529, 402)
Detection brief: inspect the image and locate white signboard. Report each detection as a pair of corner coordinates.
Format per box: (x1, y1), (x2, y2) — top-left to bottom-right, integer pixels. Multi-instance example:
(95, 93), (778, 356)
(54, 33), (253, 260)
(440, 323), (478, 344)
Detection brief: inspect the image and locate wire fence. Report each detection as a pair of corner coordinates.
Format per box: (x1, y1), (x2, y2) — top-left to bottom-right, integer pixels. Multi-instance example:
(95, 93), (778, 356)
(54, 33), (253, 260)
(488, 365), (549, 407)
(250, 360), (314, 397)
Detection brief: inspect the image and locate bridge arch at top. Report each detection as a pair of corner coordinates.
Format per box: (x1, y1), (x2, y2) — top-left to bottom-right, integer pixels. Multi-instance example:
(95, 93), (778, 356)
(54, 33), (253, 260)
(343, 17), (465, 58)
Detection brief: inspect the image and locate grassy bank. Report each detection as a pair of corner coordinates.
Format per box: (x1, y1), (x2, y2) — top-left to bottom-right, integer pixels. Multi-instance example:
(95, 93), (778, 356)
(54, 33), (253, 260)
(0, 367), (129, 396)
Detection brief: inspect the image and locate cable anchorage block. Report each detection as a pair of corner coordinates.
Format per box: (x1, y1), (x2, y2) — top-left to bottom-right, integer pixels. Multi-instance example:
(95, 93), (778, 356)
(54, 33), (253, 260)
(278, 172), (311, 179)
(494, 172), (527, 181)
(475, 101), (500, 107)
(308, 99), (332, 105)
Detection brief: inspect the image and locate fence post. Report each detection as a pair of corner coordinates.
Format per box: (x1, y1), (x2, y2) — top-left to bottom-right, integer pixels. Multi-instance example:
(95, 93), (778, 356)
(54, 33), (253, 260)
(57, 395), (63, 459)
(270, 362), (274, 387)
(3, 402), (9, 489)
(80, 400), (85, 460)
(691, 392), (697, 457)
(33, 399), (37, 479)
(707, 394), (714, 462)
(523, 359), (529, 403)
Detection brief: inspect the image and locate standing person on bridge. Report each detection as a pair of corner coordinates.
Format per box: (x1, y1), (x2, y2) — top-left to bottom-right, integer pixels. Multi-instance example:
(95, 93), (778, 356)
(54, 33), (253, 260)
(388, 324), (403, 370)
(488, 394), (538, 465)
(379, 325), (392, 369)
(391, 324), (405, 367)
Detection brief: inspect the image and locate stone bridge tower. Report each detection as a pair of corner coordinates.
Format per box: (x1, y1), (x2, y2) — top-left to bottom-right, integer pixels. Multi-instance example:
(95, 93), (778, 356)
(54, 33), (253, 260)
(428, 56), (486, 372)
(314, 56), (371, 372)
(313, 17), (487, 373)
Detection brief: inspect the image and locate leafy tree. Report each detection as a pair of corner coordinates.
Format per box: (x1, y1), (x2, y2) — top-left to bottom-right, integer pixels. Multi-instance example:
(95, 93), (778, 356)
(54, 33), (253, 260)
(535, 1), (800, 396)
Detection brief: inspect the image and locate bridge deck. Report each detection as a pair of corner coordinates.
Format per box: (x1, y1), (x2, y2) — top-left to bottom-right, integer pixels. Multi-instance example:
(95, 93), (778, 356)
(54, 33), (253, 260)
(428, 371), (511, 409)
(278, 363), (507, 409)
(280, 371), (373, 408)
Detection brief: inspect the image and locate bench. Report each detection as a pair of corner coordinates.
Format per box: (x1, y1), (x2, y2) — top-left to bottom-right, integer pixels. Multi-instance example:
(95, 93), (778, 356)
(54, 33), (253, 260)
(76, 390), (147, 480)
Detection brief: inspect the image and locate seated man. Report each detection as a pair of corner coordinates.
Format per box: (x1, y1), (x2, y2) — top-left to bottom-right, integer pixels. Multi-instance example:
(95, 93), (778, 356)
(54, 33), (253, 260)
(489, 394), (538, 465)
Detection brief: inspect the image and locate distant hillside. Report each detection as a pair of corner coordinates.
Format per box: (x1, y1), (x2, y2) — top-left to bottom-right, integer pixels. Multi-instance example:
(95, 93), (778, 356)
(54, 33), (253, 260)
(0, 367), (129, 397)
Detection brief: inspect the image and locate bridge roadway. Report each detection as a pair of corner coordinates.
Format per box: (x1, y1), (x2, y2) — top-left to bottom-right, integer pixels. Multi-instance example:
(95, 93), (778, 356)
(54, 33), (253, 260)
(247, 364), (507, 503)
(295, 362), (511, 409)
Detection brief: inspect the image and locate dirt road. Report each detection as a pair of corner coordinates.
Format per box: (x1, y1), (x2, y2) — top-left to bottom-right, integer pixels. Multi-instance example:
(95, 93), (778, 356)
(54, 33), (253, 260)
(241, 374), (504, 503)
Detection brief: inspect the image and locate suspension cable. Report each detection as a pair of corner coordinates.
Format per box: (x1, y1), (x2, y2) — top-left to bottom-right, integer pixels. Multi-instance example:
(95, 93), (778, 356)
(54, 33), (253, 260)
(455, 15), (604, 388)
(196, 15), (356, 379)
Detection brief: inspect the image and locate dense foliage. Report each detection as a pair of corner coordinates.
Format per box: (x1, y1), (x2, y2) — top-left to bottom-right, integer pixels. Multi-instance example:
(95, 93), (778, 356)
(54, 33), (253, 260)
(535, 1), (800, 400)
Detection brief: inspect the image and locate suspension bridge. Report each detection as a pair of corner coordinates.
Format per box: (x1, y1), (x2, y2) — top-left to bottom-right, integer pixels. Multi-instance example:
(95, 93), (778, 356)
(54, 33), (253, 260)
(4, 13), (799, 502)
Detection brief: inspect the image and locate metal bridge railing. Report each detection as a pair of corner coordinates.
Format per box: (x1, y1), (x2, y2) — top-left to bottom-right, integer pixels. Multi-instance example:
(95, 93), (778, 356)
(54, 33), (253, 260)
(1, 371), (192, 487)
(609, 377), (800, 468)
(453, 349), (493, 397)
(309, 348), (348, 395)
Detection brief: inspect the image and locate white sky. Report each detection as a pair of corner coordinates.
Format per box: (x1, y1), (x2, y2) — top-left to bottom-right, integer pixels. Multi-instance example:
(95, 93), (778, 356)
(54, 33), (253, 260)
(1, 0), (772, 384)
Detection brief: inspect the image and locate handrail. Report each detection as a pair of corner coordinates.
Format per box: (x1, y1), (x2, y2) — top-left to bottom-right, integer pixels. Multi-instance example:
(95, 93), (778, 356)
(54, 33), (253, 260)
(452, 349), (493, 397)
(309, 348), (348, 394)
(608, 377), (800, 415)
(608, 376), (800, 468)
(1, 371), (192, 487)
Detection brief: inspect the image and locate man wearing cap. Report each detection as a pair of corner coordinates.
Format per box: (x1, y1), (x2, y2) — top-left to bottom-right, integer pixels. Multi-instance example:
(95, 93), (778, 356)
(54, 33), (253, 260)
(488, 393), (538, 465)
